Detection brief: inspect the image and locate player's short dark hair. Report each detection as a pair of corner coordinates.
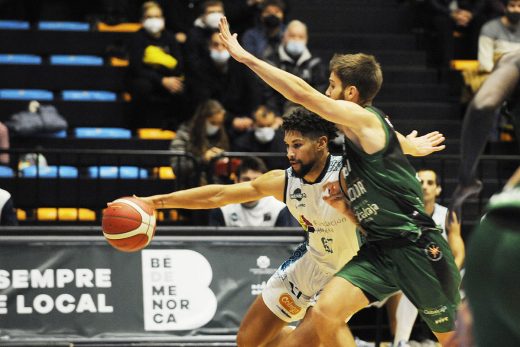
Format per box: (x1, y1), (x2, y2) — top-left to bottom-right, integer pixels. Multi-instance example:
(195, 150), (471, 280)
(417, 168), (441, 186)
(329, 53), (383, 105)
(238, 156), (268, 177)
(281, 107), (338, 141)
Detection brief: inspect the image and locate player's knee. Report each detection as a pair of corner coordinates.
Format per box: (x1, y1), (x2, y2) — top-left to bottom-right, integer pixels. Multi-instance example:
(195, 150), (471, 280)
(311, 305), (343, 331)
(236, 325), (261, 347)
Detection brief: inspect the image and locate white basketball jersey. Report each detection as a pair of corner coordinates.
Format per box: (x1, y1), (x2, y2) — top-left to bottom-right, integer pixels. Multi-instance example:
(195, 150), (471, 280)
(220, 196), (287, 227)
(431, 203), (448, 240)
(285, 155), (360, 273)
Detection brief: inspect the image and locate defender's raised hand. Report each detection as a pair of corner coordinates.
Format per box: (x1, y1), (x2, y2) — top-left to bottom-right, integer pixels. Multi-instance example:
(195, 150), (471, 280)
(406, 130), (446, 157)
(218, 16), (253, 63)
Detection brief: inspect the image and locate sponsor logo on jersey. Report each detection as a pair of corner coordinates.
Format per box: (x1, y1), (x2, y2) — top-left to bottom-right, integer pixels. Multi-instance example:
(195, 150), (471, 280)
(290, 188), (306, 201)
(424, 242), (443, 261)
(230, 212), (238, 222)
(434, 317), (449, 325)
(423, 305), (447, 315)
(278, 293), (301, 315)
(298, 215), (315, 233)
(263, 212), (272, 221)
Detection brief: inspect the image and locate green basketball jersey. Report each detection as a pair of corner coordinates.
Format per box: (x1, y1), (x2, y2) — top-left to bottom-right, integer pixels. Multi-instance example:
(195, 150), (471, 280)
(341, 106), (436, 241)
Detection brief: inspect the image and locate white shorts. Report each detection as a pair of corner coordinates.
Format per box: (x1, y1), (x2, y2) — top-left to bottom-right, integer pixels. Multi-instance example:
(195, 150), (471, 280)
(262, 243), (334, 322)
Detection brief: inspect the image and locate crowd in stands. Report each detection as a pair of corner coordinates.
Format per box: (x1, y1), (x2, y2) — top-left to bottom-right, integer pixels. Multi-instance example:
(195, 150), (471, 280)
(0, 0), (518, 224)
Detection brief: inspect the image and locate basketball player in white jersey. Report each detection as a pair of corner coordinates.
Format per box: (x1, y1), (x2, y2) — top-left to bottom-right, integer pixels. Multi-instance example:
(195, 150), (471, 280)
(389, 168), (465, 347)
(135, 108), (445, 347)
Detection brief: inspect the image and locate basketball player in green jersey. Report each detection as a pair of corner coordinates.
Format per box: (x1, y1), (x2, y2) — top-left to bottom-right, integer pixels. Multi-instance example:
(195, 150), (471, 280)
(219, 17), (460, 346)
(462, 167), (520, 347)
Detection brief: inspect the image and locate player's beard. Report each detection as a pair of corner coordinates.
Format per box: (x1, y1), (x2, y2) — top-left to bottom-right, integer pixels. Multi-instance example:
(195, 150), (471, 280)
(292, 160), (314, 178)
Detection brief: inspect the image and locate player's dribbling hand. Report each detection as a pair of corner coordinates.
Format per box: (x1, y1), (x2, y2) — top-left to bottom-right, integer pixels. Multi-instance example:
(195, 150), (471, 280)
(131, 195), (156, 209)
(218, 16), (253, 63)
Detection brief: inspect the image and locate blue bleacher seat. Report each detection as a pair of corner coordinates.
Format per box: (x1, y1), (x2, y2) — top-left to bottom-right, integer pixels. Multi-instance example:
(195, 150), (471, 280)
(50, 55), (103, 66)
(0, 89), (53, 101)
(37, 130), (68, 138)
(0, 20), (30, 30)
(0, 54), (42, 65)
(0, 166), (14, 177)
(88, 166), (148, 179)
(74, 127), (131, 139)
(21, 166), (78, 178)
(37, 21), (90, 31)
(61, 90), (117, 102)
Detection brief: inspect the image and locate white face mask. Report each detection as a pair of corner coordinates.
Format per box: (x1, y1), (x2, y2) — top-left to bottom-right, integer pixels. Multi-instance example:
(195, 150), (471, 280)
(205, 12), (223, 29)
(143, 17), (165, 35)
(206, 121), (220, 136)
(210, 49), (230, 64)
(285, 40), (306, 56)
(254, 127), (276, 143)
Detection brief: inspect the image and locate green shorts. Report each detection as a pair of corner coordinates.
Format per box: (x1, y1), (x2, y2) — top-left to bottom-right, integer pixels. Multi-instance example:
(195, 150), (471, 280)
(465, 211), (520, 346)
(336, 230), (461, 333)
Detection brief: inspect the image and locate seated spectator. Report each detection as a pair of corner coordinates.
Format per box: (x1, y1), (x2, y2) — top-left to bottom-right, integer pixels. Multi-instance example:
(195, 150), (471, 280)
(428, 0), (486, 67)
(224, 0), (265, 36)
(463, 0), (520, 93)
(242, 0), (286, 59)
(187, 31), (263, 138)
(185, 0), (226, 79)
(208, 156), (297, 226)
(128, 1), (187, 130)
(264, 20), (328, 116)
(0, 188), (18, 226)
(170, 99), (229, 187)
(0, 122), (10, 165)
(232, 105), (286, 169)
(479, 0), (520, 72)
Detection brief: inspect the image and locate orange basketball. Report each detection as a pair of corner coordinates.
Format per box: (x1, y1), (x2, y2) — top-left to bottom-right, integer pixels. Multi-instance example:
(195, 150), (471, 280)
(102, 196), (156, 252)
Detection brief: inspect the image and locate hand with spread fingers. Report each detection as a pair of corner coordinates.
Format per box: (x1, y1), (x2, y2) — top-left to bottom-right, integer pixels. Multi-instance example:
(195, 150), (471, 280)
(406, 130), (446, 157)
(218, 16), (254, 63)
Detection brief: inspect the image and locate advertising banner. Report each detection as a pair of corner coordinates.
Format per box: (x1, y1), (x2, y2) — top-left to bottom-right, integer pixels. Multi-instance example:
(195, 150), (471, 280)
(0, 235), (302, 338)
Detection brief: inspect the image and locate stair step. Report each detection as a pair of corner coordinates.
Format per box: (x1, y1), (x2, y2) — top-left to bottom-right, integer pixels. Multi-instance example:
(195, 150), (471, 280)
(309, 33), (416, 51)
(314, 49), (427, 67)
(378, 85), (451, 102)
(376, 102), (460, 119)
(392, 120), (461, 138)
(291, 7), (412, 33)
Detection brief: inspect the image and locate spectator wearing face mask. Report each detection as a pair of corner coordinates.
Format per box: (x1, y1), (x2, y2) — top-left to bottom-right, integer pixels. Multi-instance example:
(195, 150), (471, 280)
(127, 1), (187, 130)
(242, 0), (286, 59)
(170, 99), (229, 187)
(185, 0), (225, 82)
(478, 0), (520, 72)
(232, 105), (286, 169)
(264, 20), (328, 117)
(187, 31), (263, 139)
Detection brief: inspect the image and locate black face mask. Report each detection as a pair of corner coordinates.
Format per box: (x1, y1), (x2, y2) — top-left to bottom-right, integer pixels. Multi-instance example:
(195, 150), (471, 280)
(506, 11), (520, 24)
(262, 14), (281, 28)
